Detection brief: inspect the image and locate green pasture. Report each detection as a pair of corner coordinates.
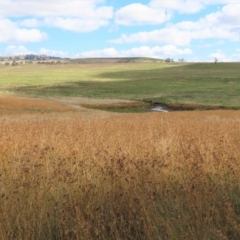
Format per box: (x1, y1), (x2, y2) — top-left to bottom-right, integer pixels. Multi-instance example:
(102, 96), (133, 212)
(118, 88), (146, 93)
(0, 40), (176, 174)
(0, 63), (170, 86)
(1, 62), (240, 109)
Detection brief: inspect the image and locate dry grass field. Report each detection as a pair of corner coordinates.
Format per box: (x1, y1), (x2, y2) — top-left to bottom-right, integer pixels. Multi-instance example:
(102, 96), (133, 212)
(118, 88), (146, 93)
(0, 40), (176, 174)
(0, 96), (76, 115)
(1, 95), (240, 239)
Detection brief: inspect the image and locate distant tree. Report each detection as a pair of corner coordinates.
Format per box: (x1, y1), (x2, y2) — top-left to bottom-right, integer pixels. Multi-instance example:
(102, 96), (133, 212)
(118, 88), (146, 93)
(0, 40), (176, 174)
(214, 58), (218, 64)
(179, 58), (186, 62)
(5, 62), (10, 66)
(25, 54), (35, 60)
(165, 58), (174, 62)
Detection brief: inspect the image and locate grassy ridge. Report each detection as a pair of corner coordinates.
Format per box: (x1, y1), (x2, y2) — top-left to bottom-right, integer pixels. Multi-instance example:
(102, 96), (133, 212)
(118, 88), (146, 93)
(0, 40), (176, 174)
(1, 112), (240, 239)
(1, 62), (240, 109)
(0, 62), (170, 87)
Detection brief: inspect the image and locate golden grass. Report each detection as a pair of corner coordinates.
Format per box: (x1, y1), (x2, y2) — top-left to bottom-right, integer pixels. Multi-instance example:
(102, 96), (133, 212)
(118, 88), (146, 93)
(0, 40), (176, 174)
(1, 108), (240, 239)
(0, 96), (75, 115)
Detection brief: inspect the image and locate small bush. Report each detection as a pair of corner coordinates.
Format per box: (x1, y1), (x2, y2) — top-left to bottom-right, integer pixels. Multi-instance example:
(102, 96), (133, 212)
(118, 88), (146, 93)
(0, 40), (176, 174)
(12, 61), (18, 66)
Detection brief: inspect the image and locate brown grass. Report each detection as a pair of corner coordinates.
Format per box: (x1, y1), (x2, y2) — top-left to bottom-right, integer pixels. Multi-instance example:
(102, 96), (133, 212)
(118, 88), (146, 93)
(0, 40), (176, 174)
(0, 96), (75, 115)
(1, 105), (240, 239)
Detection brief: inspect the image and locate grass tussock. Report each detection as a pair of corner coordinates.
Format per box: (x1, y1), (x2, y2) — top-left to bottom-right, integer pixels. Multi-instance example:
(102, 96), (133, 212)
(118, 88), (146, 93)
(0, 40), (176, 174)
(1, 112), (240, 239)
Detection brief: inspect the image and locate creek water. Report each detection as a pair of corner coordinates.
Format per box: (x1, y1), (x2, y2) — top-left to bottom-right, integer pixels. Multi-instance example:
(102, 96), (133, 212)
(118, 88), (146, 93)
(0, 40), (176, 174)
(95, 104), (170, 113)
(151, 106), (169, 112)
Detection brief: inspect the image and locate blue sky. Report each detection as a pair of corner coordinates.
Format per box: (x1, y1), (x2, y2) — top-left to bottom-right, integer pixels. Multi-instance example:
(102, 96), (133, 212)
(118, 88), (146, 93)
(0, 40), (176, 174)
(0, 0), (240, 62)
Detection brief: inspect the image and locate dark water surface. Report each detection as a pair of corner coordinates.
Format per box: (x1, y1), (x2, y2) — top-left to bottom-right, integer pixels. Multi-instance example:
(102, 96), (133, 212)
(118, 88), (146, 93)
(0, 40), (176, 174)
(99, 105), (169, 113)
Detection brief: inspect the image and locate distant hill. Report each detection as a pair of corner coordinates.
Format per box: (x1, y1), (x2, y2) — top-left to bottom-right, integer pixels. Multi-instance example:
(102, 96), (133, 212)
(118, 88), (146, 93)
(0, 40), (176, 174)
(72, 57), (164, 64)
(0, 55), (164, 64)
(0, 54), (69, 62)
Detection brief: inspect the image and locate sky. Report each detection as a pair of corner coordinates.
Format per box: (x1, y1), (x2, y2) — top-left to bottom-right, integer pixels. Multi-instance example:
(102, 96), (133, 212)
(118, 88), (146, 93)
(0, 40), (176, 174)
(0, 0), (240, 62)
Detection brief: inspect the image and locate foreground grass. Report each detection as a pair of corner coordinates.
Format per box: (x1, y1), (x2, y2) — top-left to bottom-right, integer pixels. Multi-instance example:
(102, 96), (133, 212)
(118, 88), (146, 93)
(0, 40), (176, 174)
(1, 111), (240, 239)
(1, 62), (240, 109)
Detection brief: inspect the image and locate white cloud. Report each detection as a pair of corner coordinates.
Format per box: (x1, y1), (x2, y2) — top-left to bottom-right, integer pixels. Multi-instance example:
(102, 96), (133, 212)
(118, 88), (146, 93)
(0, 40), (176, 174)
(3, 45), (190, 59)
(0, 0), (111, 18)
(43, 17), (110, 33)
(231, 53), (240, 60)
(149, 0), (239, 13)
(209, 50), (227, 61)
(209, 49), (240, 62)
(115, 3), (171, 26)
(19, 16), (112, 33)
(1, 46), (71, 58)
(198, 40), (224, 48)
(193, 27), (238, 41)
(111, 3), (240, 45)
(110, 29), (192, 46)
(1, 0), (238, 18)
(114, 0), (240, 26)
(149, 0), (204, 14)
(4, 45), (31, 56)
(39, 48), (70, 58)
(80, 48), (119, 58)
(80, 45), (192, 58)
(0, 0), (113, 33)
(19, 19), (43, 28)
(0, 19), (47, 43)
(202, 4), (240, 28)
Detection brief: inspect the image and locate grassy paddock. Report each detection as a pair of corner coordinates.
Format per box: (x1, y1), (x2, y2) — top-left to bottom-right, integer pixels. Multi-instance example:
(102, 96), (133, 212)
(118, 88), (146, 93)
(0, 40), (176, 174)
(1, 62), (240, 109)
(0, 62), (172, 87)
(1, 111), (240, 239)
